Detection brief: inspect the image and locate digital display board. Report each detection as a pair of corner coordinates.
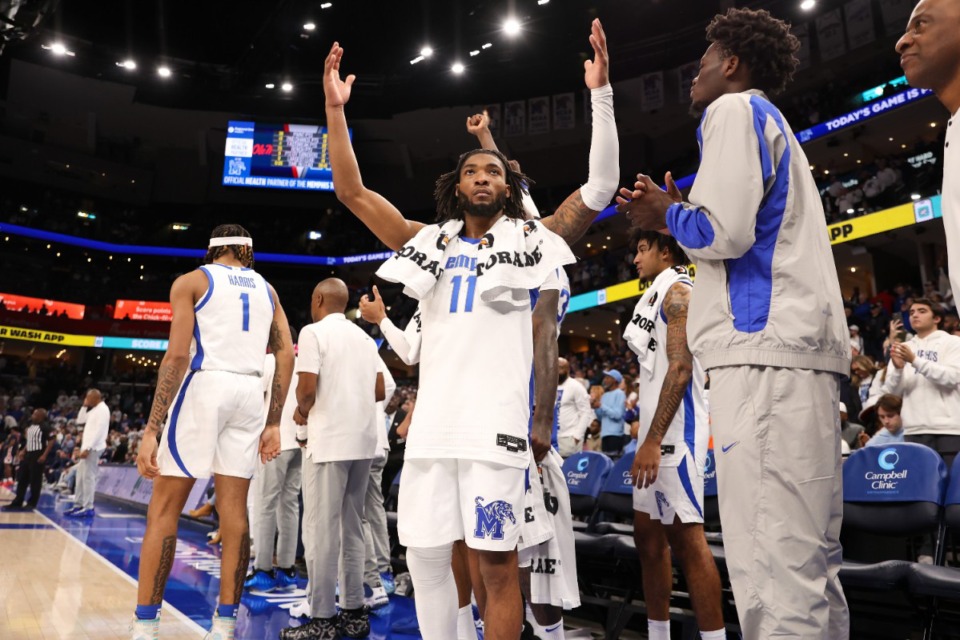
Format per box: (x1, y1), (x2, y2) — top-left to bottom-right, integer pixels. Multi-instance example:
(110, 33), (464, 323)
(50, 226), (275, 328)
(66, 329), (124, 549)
(0, 292), (85, 319)
(114, 299), (172, 322)
(222, 121), (350, 192)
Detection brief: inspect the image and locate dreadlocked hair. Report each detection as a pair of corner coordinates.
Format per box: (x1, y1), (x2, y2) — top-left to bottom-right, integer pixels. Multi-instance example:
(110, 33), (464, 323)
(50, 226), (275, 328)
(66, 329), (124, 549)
(204, 223), (254, 268)
(433, 148), (534, 223)
(706, 7), (800, 97)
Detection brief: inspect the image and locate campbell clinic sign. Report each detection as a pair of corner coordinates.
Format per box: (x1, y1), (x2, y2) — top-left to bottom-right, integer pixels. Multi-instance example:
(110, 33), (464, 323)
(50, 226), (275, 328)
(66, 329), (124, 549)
(114, 299), (173, 322)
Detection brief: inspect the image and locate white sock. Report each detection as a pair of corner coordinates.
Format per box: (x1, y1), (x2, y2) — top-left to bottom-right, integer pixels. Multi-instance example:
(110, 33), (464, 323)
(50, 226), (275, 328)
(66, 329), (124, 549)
(700, 630), (726, 639)
(457, 605), (475, 640)
(526, 604), (565, 639)
(406, 544), (457, 640)
(648, 619), (670, 640)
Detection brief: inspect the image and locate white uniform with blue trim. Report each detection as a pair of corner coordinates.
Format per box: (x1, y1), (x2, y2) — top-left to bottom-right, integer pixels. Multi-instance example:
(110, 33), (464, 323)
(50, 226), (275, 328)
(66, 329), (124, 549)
(632, 277), (709, 524)
(157, 263), (275, 480)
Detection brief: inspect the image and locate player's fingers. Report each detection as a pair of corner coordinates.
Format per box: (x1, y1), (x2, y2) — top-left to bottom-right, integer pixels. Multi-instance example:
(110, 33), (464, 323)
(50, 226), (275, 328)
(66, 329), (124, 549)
(372, 285), (381, 300)
(344, 74), (356, 89)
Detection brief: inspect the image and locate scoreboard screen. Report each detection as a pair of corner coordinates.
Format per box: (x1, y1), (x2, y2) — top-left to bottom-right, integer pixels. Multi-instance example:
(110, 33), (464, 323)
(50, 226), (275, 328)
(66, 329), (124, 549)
(222, 121), (351, 192)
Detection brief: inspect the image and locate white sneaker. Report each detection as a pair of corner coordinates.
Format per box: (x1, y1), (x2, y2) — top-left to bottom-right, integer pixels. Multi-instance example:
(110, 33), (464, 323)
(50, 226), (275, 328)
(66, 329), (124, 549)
(203, 614), (236, 640)
(61, 494), (76, 501)
(129, 616), (160, 640)
(288, 598), (311, 619)
(364, 584), (389, 609)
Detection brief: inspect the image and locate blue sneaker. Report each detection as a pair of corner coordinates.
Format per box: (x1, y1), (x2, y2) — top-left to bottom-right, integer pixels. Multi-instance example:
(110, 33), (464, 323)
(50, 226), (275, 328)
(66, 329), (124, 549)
(67, 508), (95, 518)
(363, 583), (389, 609)
(243, 569), (277, 592)
(63, 505), (82, 515)
(379, 572), (395, 595)
(274, 567), (297, 590)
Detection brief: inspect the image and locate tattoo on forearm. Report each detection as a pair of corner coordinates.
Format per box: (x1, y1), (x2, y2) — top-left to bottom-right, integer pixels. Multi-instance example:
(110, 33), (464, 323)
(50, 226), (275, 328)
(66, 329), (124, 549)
(266, 320), (285, 424)
(648, 285), (693, 443)
(150, 535), (177, 604)
(232, 531), (251, 604)
(147, 362), (182, 430)
(544, 191), (597, 245)
(533, 292), (560, 439)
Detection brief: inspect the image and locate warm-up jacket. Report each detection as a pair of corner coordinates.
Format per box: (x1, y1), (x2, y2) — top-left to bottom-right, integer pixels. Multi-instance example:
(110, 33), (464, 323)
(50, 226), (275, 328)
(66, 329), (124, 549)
(665, 90), (849, 375)
(881, 330), (960, 436)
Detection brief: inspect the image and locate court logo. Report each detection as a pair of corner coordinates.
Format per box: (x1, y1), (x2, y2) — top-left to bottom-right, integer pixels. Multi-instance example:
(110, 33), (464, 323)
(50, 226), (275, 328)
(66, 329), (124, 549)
(474, 496), (516, 541)
(655, 491), (670, 518)
(576, 457), (590, 472)
(878, 447), (899, 471)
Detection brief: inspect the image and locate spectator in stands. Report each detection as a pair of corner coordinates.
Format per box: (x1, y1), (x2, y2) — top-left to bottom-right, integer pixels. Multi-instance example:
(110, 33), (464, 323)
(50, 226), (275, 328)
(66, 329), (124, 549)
(849, 325), (864, 356)
(593, 369), (626, 455)
(557, 357), (594, 457)
(862, 302), (890, 360)
(858, 395), (904, 448)
(851, 355), (880, 405)
(2, 427), (20, 483)
(583, 419), (602, 452)
(884, 297), (960, 466)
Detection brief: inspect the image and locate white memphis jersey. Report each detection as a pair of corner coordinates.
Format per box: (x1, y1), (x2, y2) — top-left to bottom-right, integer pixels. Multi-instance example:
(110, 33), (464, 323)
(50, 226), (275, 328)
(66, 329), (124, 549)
(408, 235), (561, 469)
(636, 280), (709, 468)
(189, 263), (274, 376)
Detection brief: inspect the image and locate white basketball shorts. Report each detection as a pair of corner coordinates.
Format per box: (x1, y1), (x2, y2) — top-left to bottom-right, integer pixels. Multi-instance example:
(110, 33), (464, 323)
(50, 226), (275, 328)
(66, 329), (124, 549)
(632, 449), (705, 525)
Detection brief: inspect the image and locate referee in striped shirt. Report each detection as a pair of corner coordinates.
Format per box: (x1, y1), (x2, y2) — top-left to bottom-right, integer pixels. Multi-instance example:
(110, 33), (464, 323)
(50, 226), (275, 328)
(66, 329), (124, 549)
(2, 408), (53, 511)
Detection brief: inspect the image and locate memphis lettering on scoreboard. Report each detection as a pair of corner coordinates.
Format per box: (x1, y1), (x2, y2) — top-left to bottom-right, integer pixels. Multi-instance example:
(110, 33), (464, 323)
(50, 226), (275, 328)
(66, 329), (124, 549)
(222, 121), (352, 192)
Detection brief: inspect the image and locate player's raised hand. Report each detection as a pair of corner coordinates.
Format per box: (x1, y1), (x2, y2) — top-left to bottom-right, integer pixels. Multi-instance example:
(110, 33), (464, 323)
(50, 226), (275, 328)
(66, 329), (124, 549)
(324, 42), (356, 108)
(359, 285), (387, 324)
(466, 110), (491, 137)
(259, 425), (281, 464)
(584, 19), (609, 89)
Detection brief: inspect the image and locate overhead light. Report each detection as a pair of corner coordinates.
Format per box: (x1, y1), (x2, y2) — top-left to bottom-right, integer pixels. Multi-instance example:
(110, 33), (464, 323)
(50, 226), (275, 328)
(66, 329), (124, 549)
(586, 243), (592, 248)
(157, 66), (172, 78)
(800, 0), (816, 10)
(482, 43), (493, 49)
(451, 62), (465, 74)
(538, 0), (550, 4)
(846, 208), (855, 214)
(172, 223), (190, 231)
(888, 137), (894, 141)
(911, 193), (922, 200)
(281, 82), (293, 92)
(410, 55), (424, 65)
(320, 2), (332, 7)
(930, 122), (937, 128)
(503, 18), (521, 36)
(843, 152), (848, 157)
(901, 143), (907, 149)
(850, 267), (857, 273)
(117, 59), (136, 70)
(420, 46), (434, 58)
(77, 210), (96, 220)
(265, 83), (275, 89)
(303, 22), (316, 31)
(469, 50), (480, 57)
(857, 160), (862, 164)
(308, 231), (323, 240)
(614, 319), (620, 325)
(43, 42), (75, 57)
(824, 169), (830, 175)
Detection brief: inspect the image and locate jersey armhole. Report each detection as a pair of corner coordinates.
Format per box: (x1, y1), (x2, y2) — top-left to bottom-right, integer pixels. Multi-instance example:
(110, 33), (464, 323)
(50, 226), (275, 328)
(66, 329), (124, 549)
(263, 278), (277, 313)
(195, 266), (214, 311)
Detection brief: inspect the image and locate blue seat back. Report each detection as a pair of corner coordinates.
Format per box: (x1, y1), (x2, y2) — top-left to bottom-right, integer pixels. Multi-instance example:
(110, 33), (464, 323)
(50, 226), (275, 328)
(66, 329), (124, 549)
(944, 454), (960, 506)
(562, 451), (613, 497)
(843, 443), (946, 504)
(600, 453), (636, 495)
(704, 448), (718, 498)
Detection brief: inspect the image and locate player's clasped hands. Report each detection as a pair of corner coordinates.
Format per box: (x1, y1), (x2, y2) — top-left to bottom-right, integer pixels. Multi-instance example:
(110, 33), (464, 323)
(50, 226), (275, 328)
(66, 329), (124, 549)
(615, 172), (683, 231)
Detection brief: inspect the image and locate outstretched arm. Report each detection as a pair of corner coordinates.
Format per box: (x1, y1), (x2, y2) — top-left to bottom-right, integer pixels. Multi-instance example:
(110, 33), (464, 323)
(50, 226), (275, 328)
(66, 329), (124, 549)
(541, 19), (619, 245)
(466, 110), (498, 152)
(631, 283), (693, 488)
(324, 43), (425, 250)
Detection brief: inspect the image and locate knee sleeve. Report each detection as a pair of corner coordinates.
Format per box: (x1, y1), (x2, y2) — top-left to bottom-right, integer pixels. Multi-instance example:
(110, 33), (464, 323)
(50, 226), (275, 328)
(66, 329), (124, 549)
(406, 544), (458, 640)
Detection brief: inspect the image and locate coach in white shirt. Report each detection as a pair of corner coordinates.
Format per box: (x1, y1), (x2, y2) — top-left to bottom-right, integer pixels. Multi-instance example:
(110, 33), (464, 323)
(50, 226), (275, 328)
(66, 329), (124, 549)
(69, 389), (109, 516)
(282, 278), (384, 640)
(557, 358), (594, 457)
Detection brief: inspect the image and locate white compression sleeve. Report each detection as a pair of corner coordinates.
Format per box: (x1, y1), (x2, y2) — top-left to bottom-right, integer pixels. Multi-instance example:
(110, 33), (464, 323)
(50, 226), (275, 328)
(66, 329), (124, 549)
(579, 84), (619, 212)
(379, 317), (414, 365)
(406, 544), (458, 640)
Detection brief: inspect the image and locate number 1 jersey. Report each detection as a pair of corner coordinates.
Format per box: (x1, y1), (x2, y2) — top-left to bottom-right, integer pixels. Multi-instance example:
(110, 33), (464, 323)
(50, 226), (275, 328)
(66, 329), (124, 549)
(189, 263), (274, 376)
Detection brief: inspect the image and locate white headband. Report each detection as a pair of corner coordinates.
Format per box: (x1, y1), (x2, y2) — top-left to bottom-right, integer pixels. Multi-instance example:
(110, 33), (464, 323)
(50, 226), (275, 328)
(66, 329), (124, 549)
(209, 236), (252, 248)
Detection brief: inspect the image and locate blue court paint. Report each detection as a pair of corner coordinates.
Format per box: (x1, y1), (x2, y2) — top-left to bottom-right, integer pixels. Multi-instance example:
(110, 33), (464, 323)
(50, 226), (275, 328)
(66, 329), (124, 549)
(0, 523), (55, 529)
(33, 492), (423, 638)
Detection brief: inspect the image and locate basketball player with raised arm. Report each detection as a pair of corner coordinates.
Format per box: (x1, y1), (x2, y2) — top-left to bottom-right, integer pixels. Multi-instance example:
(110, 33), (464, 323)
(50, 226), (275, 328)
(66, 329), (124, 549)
(324, 19), (618, 640)
(129, 225), (295, 640)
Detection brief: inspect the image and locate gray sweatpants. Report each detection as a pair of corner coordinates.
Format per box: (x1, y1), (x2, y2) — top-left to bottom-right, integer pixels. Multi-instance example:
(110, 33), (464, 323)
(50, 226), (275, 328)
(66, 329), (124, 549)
(363, 454), (392, 585)
(74, 451), (102, 510)
(254, 448), (303, 572)
(710, 366), (849, 640)
(302, 457), (372, 619)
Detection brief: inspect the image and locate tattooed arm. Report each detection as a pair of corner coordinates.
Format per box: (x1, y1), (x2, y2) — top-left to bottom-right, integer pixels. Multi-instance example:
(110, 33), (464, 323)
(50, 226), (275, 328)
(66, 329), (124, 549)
(531, 289), (560, 462)
(540, 190), (601, 246)
(630, 282), (694, 489)
(259, 286), (294, 463)
(137, 272), (204, 479)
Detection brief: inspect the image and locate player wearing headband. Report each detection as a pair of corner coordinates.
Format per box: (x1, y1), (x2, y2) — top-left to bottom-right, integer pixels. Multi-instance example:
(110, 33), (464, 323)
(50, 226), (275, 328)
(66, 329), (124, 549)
(129, 224), (295, 640)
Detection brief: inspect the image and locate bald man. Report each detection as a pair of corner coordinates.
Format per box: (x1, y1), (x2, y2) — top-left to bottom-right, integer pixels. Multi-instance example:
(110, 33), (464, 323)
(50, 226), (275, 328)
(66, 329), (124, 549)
(897, 0), (960, 298)
(66, 389), (110, 517)
(282, 279), (386, 640)
(557, 358), (593, 457)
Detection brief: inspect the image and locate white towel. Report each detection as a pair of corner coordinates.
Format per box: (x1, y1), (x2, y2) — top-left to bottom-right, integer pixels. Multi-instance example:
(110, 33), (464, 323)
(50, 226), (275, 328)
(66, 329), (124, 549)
(623, 266), (692, 374)
(376, 216), (575, 309)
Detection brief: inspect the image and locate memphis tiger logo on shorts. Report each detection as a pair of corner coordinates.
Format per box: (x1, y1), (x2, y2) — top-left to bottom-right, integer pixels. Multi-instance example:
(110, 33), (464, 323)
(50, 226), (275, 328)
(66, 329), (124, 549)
(474, 496), (517, 541)
(655, 490), (671, 518)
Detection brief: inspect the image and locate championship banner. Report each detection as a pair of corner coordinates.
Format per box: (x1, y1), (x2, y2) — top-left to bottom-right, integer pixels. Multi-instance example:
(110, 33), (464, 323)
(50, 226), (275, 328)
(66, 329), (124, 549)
(817, 9), (847, 62)
(553, 93), (575, 130)
(676, 61), (699, 104)
(504, 100), (526, 137)
(484, 104), (502, 135)
(844, 0), (876, 49)
(641, 71), (664, 112)
(793, 23), (812, 70)
(528, 96), (551, 135)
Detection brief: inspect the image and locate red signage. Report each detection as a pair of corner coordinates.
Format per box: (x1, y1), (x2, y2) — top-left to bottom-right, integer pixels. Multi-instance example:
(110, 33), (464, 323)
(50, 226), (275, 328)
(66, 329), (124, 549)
(0, 292), (85, 320)
(114, 299), (172, 322)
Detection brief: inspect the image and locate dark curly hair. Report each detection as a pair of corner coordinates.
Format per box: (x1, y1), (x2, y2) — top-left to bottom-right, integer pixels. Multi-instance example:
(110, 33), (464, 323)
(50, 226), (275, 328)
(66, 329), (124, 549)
(630, 228), (689, 268)
(204, 223), (254, 268)
(433, 148), (533, 223)
(706, 7), (800, 97)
